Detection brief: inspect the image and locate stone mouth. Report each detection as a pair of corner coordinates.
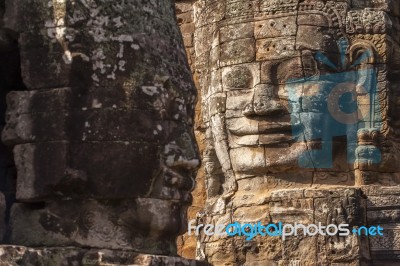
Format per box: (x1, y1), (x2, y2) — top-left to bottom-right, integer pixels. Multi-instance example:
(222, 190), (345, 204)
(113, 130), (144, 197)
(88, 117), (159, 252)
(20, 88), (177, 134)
(156, 166), (195, 204)
(232, 133), (294, 145)
(228, 121), (302, 137)
(163, 167), (196, 191)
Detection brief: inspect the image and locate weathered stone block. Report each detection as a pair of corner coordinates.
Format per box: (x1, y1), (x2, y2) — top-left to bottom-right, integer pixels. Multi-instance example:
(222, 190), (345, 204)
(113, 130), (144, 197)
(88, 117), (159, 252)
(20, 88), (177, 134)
(13, 142), (67, 201)
(68, 142), (161, 199)
(193, 25), (217, 56)
(182, 32), (194, 47)
(209, 69), (223, 95)
(254, 15), (297, 39)
(68, 109), (169, 142)
(176, 2), (193, 14)
(9, 199), (186, 254)
(208, 94), (226, 116)
(313, 171), (354, 186)
(13, 141), (164, 200)
(4, 0), (177, 34)
(297, 25), (341, 53)
(209, 46), (220, 70)
(268, 199), (313, 225)
(5, 88), (71, 115)
(229, 146), (266, 174)
(228, 134), (259, 148)
(19, 46), (73, 89)
(180, 23), (195, 34)
(220, 22), (254, 43)
(2, 112), (67, 145)
(194, 1), (225, 28)
(225, 90), (253, 112)
(262, 142), (310, 169)
(256, 37), (297, 61)
(225, 0), (258, 18)
(201, 240), (233, 264)
(351, 0), (400, 17)
(297, 12), (345, 28)
(361, 186), (400, 262)
(220, 38), (255, 67)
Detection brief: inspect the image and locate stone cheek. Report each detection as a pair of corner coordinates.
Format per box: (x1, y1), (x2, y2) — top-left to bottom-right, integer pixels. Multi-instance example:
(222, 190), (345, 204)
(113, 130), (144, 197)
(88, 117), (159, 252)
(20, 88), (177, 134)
(12, 142), (165, 200)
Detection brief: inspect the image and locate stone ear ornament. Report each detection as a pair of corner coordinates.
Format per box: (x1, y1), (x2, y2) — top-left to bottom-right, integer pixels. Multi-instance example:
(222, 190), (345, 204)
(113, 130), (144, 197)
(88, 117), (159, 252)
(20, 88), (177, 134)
(347, 37), (393, 185)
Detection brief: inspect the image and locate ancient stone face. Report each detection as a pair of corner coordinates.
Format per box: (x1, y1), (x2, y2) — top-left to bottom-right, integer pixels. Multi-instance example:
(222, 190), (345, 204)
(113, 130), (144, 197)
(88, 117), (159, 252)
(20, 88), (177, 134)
(196, 0), (400, 199)
(1, 0), (200, 255)
(191, 0), (400, 264)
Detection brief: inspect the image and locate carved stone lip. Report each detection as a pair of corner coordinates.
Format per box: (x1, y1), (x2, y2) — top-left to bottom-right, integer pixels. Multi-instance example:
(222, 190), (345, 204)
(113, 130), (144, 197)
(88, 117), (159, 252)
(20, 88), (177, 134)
(258, 133), (294, 144)
(228, 121), (300, 136)
(164, 166), (196, 192)
(232, 133), (294, 145)
(161, 166), (195, 204)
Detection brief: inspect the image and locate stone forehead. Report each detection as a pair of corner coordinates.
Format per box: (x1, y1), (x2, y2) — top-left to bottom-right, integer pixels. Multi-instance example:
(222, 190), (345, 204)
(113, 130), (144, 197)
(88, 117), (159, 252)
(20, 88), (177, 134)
(204, 1), (392, 34)
(220, 0), (343, 15)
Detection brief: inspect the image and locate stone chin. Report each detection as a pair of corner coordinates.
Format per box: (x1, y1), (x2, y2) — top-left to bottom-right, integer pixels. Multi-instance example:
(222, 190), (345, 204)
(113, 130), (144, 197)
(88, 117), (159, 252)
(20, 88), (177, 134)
(133, 197), (191, 237)
(140, 160), (197, 235)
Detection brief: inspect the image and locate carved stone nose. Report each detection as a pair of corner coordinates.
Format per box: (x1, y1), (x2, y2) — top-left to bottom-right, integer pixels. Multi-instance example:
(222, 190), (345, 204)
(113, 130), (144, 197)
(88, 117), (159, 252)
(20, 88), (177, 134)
(243, 97), (285, 116)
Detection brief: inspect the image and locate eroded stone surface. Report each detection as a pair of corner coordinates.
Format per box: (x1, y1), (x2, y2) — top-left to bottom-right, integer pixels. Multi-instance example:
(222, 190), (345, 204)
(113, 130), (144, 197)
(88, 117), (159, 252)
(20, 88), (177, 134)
(10, 199), (189, 254)
(195, 188), (369, 265)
